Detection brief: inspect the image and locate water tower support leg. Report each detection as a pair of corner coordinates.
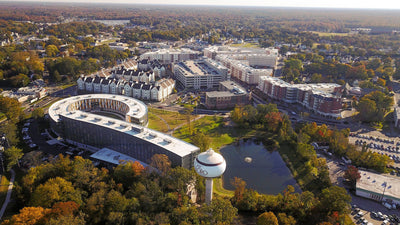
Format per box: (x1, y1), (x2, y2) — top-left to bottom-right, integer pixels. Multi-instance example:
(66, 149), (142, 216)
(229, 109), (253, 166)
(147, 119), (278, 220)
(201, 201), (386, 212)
(205, 178), (213, 205)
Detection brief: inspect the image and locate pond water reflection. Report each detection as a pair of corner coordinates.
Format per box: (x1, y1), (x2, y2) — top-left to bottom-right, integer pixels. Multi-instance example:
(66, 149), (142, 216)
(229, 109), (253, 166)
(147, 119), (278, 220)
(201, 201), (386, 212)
(220, 139), (301, 195)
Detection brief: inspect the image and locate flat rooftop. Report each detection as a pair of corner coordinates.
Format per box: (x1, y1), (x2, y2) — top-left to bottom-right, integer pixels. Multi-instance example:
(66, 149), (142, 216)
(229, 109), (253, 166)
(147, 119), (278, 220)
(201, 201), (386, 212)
(49, 94), (147, 124)
(90, 148), (148, 167)
(61, 110), (199, 157)
(176, 60), (221, 76)
(357, 170), (400, 201)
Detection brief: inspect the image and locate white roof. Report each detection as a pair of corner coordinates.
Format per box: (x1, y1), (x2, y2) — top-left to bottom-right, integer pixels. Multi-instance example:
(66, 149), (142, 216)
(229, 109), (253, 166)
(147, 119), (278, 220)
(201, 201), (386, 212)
(49, 95), (199, 158)
(48, 94), (147, 124)
(357, 170), (400, 201)
(90, 148), (148, 166)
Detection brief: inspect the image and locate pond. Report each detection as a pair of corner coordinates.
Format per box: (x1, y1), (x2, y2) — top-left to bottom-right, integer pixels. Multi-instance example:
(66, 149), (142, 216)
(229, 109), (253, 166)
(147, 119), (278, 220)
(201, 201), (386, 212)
(220, 139), (301, 195)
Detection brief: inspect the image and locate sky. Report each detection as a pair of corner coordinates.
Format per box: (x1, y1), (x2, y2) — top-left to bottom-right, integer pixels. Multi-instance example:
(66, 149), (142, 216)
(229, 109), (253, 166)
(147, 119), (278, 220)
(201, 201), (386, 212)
(6, 0), (400, 10)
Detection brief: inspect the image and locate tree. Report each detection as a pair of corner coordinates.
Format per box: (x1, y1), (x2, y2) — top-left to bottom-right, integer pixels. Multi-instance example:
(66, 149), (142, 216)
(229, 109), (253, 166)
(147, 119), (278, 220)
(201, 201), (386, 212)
(0, 96), (23, 123)
(191, 131), (211, 152)
(182, 106), (194, 134)
(9, 74), (30, 87)
(231, 177), (246, 203)
(46, 214), (86, 225)
(30, 177), (82, 208)
(46, 45), (59, 57)
(0, 122), (18, 146)
(319, 186), (351, 215)
(113, 161), (144, 189)
(50, 201), (80, 217)
(21, 151), (43, 169)
(257, 211), (279, 225)
(31, 108), (44, 120)
(0, 207), (51, 225)
(356, 90), (393, 122)
(150, 154), (171, 175)
(200, 196), (238, 224)
(277, 213), (296, 225)
(355, 98), (377, 122)
(4, 146), (23, 171)
(53, 70), (61, 83)
(310, 73), (322, 83)
(264, 112), (283, 132)
(343, 165), (361, 188)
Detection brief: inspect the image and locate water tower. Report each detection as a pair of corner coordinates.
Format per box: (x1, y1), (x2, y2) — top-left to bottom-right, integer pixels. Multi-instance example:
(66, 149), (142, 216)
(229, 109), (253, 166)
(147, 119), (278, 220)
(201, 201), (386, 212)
(194, 148), (226, 205)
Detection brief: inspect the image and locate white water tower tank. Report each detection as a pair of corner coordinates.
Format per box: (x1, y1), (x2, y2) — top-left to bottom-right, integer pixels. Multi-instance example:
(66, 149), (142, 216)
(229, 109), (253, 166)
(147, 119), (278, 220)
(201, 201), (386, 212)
(194, 149), (226, 204)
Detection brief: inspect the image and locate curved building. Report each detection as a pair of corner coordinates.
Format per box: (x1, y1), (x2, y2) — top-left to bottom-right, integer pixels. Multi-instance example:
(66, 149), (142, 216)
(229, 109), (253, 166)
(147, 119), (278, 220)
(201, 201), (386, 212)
(48, 94), (199, 169)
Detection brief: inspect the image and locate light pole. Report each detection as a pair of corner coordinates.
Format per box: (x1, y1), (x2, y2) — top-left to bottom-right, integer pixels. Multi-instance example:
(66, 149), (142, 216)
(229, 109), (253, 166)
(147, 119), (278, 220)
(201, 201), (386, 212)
(381, 181), (387, 202)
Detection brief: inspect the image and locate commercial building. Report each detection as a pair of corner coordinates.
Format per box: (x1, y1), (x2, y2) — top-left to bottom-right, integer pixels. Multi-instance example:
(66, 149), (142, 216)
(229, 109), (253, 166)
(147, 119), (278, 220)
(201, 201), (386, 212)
(49, 94), (200, 169)
(356, 170), (400, 205)
(258, 76), (342, 117)
(205, 81), (250, 109)
(173, 57), (228, 90)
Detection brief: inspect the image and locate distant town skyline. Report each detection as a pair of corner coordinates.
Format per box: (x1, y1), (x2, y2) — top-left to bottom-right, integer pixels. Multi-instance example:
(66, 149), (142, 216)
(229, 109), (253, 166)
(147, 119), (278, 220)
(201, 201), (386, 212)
(4, 0), (400, 10)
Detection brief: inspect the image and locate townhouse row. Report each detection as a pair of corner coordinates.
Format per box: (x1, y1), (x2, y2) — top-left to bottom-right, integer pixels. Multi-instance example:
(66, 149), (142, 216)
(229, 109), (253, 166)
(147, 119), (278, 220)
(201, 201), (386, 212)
(77, 75), (175, 102)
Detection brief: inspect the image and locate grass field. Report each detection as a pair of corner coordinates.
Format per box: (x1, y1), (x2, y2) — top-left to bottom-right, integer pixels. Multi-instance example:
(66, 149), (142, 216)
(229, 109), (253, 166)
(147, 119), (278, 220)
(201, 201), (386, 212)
(312, 31), (350, 37)
(147, 107), (189, 132)
(173, 115), (254, 150)
(230, 42), (259, 48)
(214, 177), (234, 197)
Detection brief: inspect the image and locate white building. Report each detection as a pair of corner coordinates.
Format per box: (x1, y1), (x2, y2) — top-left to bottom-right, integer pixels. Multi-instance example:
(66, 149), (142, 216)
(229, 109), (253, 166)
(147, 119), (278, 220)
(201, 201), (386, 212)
(173, 57), (228, 90)
(356, 170), (400, 205)
(140, 48), (200, 64)
(77, 76), (174, 102)
(204, 46), (277, 85)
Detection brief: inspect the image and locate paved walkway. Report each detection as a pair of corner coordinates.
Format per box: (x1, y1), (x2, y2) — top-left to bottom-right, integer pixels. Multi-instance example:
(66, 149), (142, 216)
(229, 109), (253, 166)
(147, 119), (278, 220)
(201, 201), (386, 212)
(168, 115), (204, 135)
(0, 169), (15, 220)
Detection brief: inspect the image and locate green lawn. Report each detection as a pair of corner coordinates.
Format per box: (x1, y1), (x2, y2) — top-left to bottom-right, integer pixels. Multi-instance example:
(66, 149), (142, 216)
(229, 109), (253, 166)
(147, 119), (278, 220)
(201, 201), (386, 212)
(230, 42), (259, 48)
(214, 177), (234, 197)
(60, 83), (76, 89)
(312, 31), (350, 37)
(173, 115), (253, 150)
(147, 107), (189, 132)
(148, 112), (170, 133)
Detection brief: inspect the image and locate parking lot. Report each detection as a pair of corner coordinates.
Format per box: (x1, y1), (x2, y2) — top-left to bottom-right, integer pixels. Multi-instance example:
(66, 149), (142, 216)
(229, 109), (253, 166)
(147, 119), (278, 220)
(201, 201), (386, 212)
(325, 156), (400, 225)
(349, 133), (400, 170)
(23, 119), (93, 166)
(351, 205), (400, 225)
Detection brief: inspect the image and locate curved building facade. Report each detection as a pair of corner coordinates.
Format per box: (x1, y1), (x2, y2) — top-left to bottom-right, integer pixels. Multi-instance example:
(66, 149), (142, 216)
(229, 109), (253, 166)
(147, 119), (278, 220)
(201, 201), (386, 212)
(48, 94), (199, 169)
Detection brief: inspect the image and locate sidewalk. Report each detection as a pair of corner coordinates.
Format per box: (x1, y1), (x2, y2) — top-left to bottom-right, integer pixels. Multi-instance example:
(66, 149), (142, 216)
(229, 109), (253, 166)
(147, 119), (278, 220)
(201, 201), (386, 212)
(0, 169), (15, 220)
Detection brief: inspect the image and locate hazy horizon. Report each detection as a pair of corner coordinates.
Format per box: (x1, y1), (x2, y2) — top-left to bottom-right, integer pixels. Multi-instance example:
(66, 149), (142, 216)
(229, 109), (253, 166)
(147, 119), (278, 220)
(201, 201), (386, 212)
(2, 0), (400, 10)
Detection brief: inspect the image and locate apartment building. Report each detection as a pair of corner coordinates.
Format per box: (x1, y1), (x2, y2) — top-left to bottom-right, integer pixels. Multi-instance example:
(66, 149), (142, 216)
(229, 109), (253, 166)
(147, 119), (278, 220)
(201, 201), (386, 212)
(258, 76), (343, 117)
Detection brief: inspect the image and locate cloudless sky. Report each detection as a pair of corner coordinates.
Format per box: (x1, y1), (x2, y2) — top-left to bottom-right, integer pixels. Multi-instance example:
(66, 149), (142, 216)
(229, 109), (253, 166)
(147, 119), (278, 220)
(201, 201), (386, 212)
(6, 0), (400, 10)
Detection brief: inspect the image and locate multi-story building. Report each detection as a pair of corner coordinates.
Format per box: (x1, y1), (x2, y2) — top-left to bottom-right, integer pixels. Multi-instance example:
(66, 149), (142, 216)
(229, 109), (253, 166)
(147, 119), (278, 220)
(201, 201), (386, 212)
(173, 57), (228, 90)
(77, 75), (175, 102)
(205, 81), (250, 109)
(258, 76), (343, 117)
(204, 46), (277, 85)
(140, 48), (200, 64)
(49, 94), (199, 169)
